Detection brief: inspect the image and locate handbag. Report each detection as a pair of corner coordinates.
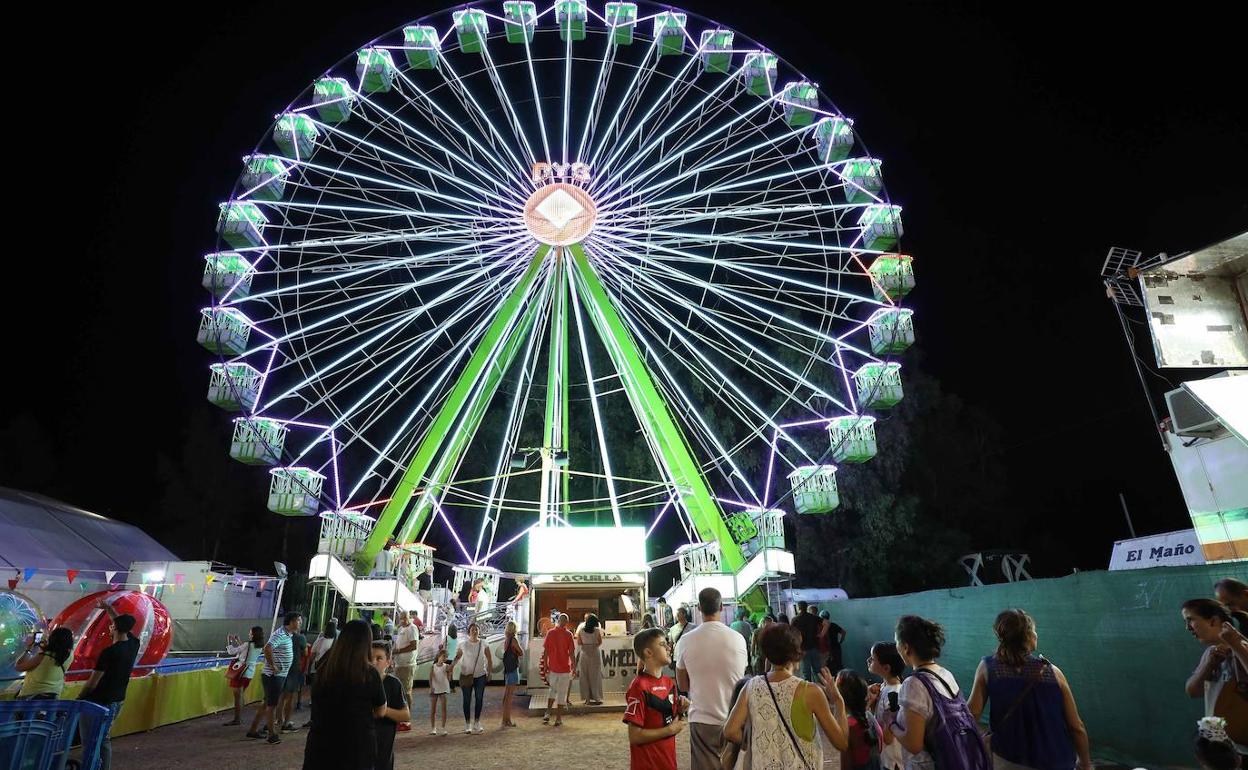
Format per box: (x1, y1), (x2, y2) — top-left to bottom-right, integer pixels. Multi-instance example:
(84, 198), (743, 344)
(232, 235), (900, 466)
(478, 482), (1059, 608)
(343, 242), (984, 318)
(460, 642), (483, 688)
(225, 643), (251, 681)
(764, 675), (814, 770)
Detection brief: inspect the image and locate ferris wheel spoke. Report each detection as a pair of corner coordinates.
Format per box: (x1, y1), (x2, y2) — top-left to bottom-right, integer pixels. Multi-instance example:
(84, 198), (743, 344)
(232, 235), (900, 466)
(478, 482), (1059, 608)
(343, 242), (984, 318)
(592, 78), (774, 206)
(581, 268), (764, 504)
(309, 118), (523, 209)
(516, 19), (554, 164)
(254, 256), (527, 413)
(573, 13), (619, 164)
(391, 68), (533, 192)
(590, 236), (879, 361)
(593, 51), (740, 190)
(596, 253), (852, 414)
(335, 94), (485, 193)
(245, 256), (499, 359)
(584, 35), (660, 172)
(590, 228), (881, 294)
(602, 124), (817, 212)
(438, 56), (537, 177)
(477, 40), (543, 167)
(286, 272), (523, 463)
(590, 257), (816, 470)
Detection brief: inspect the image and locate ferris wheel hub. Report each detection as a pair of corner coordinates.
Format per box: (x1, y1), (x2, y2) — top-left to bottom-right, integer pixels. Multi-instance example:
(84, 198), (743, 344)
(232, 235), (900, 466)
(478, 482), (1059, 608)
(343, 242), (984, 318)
(523, 182), (597, 246)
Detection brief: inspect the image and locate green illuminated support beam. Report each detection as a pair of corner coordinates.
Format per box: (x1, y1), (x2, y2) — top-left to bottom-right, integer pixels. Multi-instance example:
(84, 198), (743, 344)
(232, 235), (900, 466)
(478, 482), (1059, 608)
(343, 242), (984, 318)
(540, 254), (571, 525)
(356, 247), (550, 574)
(568, 244), (765, 610)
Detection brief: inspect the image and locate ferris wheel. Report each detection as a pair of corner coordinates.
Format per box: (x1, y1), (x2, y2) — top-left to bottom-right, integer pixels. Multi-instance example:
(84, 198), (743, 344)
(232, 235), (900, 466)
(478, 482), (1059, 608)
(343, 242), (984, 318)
(196, 0), (916, 601)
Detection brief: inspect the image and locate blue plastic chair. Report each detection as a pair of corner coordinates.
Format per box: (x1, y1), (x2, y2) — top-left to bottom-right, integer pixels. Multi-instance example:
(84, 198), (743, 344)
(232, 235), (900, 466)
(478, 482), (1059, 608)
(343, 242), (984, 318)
(0, 717), (58, 770)
(0, 701), (112, 770)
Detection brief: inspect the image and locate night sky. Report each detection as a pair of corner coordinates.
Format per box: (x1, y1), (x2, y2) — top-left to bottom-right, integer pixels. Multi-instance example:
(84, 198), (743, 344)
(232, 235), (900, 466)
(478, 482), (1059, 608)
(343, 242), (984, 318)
(6, 1), (1245, 580)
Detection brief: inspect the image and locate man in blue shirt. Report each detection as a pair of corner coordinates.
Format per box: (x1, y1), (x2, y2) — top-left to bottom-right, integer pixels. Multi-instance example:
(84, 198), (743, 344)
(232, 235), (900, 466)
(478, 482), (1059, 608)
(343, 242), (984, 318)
(248, 611), (301, 744)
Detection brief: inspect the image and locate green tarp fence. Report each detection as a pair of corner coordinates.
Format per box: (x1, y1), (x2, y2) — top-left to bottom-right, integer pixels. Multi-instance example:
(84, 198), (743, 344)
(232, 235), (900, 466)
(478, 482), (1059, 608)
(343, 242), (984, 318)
(825, 563), (1248, 767)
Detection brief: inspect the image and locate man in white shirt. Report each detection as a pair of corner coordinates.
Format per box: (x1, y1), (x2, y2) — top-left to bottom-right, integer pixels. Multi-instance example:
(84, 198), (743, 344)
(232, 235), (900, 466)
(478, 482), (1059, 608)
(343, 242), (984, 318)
(392, 611), (420, 732)
(675, 588), (747, 770)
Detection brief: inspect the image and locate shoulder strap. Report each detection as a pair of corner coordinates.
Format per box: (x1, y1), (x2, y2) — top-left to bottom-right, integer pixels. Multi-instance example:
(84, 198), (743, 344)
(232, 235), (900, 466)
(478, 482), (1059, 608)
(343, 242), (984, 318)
(914, 666), (957, 700)
(763, 676), (814, 770)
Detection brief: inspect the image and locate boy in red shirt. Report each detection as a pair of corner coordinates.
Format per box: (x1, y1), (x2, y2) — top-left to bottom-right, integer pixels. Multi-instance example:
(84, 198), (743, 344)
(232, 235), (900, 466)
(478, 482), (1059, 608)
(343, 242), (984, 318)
(623, 627), (688, 770)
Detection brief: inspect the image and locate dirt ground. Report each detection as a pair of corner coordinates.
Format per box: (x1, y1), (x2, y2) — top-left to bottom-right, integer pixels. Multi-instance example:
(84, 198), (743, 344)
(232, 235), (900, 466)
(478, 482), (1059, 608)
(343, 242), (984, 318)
(110, 685), (847, 770)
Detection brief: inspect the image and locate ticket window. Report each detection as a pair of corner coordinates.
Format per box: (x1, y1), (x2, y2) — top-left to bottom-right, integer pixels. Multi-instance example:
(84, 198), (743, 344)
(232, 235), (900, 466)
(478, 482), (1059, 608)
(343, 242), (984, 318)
(533, 586), (643, 636)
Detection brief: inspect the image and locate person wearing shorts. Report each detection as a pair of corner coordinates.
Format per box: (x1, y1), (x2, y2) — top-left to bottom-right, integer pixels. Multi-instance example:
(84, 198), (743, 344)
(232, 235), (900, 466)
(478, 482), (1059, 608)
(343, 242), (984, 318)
(248, 612), (300, 744)
(541, 613), (576, 726)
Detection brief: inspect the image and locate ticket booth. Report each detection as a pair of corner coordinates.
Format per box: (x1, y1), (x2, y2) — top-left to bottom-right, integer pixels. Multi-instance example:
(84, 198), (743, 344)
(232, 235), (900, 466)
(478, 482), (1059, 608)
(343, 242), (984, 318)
(524, 526), (648, 695)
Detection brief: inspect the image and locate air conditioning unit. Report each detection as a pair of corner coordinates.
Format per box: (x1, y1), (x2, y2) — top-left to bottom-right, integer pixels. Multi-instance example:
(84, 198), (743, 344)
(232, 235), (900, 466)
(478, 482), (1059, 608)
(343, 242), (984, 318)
(1166, 371), (1247, 438)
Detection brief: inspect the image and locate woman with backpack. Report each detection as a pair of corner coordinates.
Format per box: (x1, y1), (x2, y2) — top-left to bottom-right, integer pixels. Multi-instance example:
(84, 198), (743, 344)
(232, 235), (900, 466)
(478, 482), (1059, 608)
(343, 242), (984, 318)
(889, 615), (990, 770)
(966, 609), (1092, 770)
(723, 622), (849, 768)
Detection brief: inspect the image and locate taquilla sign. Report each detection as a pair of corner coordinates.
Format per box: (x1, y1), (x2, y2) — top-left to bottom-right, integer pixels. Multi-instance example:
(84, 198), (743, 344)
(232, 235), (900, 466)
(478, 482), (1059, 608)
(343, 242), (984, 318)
(1109, 529), (1205, 571)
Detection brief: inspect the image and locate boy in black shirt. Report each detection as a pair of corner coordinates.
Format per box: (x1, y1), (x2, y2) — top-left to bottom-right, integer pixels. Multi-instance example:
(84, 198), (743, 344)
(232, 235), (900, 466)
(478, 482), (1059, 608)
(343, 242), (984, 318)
(79, 601), (140, 770)
(370, 641), (410, 770)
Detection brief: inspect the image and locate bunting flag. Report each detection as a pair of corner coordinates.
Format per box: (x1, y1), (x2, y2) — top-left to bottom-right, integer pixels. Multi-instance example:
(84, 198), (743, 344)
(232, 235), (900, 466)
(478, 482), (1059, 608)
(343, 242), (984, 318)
(7, 578), (18, 590)
(139, 583), (147, 594)
(79, 582), (88, 590)
(258, 579), (268, 591)
(238, 580), (248, 590)
(205, 574), (215, 586)
(105, 571), (118, 584)
(66, 569), (79, 584)
(174, 573), (185, 587)
(23, 568), (37, 583)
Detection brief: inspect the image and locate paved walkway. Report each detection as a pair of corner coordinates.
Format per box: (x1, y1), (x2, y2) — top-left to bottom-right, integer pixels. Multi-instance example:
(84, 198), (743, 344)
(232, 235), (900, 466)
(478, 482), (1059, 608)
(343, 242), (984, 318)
(111, 687), (685, 770)
(110, 685), (846, 770)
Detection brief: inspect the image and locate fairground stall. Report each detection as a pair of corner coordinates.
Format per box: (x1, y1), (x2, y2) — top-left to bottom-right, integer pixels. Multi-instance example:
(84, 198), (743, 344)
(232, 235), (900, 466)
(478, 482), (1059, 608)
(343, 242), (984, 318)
(524, 527), (647, 695)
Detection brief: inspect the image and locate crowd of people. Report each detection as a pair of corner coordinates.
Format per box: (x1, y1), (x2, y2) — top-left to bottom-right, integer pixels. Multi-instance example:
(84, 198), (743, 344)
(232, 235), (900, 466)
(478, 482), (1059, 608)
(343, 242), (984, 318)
(202, 575), (1248, 770)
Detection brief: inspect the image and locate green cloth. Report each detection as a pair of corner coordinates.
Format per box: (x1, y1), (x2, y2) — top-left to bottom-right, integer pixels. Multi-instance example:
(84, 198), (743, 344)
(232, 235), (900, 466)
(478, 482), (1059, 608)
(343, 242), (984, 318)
(790, 680), (815, 742)
(17, 652), (65, 698)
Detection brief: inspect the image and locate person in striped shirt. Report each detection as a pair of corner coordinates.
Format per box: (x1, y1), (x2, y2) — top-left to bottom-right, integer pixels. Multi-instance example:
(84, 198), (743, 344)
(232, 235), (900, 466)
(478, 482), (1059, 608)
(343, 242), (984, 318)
(248, 612), (302, 744)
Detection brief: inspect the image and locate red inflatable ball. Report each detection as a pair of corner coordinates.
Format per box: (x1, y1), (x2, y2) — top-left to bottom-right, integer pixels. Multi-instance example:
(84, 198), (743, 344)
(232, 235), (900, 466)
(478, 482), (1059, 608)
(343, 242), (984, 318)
(50, 589), (173, 681)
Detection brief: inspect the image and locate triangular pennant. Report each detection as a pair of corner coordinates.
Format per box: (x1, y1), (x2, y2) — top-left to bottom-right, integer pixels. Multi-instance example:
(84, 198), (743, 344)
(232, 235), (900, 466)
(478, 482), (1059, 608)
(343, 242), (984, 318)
(6, 578), (17, 590)
(205, 574), (215, 585)
(23, 568), (37, 583)
(66, 569), (79, 584)
(80, 582), (88, 590)
(105, 571), (118, 584)
(174, 573), (185, 586)
(258, 579), (267, 591)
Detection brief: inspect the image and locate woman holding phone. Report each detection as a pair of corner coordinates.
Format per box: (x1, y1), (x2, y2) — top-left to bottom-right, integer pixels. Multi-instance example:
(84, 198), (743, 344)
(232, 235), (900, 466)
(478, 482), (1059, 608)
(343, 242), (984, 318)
(15, 627), (75, 700)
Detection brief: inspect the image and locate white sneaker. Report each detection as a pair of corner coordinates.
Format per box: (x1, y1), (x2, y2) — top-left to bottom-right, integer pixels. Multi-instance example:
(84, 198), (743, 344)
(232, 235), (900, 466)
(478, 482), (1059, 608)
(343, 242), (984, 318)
(463, 723), (473, 734)
(472, 722), (484, 734)
(438, 728), (448, 736)
(429, 729), (438, 736)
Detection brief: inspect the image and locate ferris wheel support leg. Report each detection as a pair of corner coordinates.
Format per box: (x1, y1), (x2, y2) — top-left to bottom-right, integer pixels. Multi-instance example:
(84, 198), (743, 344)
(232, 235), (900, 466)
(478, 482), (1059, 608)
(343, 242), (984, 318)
(354, 246), (551, 576)
(540, 255), (571, 526)
(567, 244), (765, 611)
